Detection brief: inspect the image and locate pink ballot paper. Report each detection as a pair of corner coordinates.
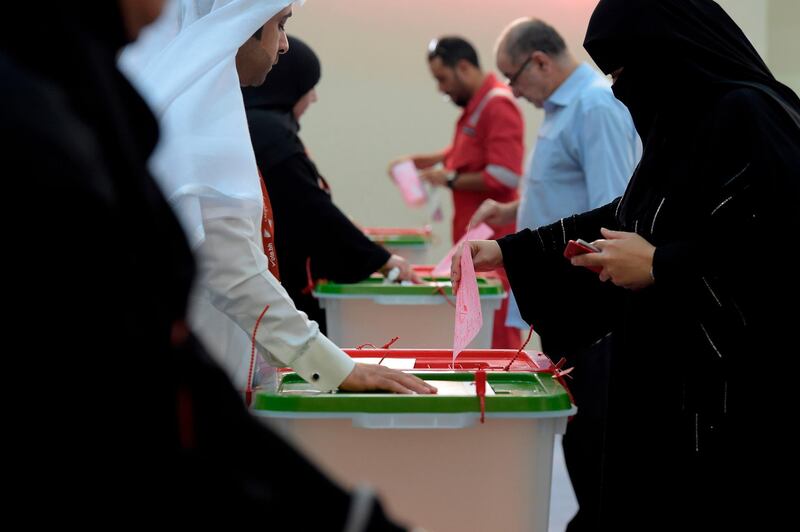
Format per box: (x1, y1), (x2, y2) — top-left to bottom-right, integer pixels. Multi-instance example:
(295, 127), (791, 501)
(453, 243), (483, 362)
(391, 160), (427, 207)
(432, 223), (494, 277)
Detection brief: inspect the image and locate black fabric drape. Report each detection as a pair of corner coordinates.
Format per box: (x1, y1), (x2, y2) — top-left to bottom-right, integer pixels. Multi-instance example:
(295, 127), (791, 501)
(2, 6), (403, 527)
(498, 0), (800, 528)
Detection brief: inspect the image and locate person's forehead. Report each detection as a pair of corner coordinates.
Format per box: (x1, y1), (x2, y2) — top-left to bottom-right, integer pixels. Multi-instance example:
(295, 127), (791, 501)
(496, 52), (514, 72)
(429, 57), (452, 74)
(281, 5), (293, 17)
(260, 5), (292, 31)
(498, 53), (521, 78)
(268, 5), (293, 23)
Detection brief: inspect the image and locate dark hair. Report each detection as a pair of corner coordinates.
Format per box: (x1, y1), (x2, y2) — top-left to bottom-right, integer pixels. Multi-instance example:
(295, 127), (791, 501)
(505, 19), (567, 63)
(252, 27), (262, 40)
(427, 36), (480, 69)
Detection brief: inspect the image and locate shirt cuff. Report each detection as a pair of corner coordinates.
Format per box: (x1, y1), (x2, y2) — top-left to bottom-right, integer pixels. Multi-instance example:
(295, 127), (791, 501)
(291, 333), (355, 391)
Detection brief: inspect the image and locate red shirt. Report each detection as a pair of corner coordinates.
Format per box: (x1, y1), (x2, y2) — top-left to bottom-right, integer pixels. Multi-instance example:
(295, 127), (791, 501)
(444, 73), (524, 242)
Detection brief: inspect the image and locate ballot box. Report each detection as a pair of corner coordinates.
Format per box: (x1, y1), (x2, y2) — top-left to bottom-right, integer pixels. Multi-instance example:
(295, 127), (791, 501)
(363, 226), (433, 265)
(313, 270), (505, 349)
(253, 349), (576, 532)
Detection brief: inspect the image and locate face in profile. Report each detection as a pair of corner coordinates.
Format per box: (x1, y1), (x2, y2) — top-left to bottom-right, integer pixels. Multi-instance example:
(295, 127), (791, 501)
(236, 6), (292, 87)
(429, 56), (471, 108)
(497, 50), (550, 109)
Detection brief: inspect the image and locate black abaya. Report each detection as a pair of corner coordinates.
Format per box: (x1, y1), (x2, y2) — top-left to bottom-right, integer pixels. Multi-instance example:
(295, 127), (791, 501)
(499, 1), (800, 527)
(2, 7), (404, 527)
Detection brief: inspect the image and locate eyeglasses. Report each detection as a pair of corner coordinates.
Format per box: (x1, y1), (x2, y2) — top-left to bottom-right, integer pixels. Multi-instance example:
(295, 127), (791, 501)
(507, 56), (533, 87)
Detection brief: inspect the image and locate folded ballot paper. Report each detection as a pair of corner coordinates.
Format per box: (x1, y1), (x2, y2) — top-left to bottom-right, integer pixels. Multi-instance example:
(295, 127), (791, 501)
(431, 223), (494, 277)
(425, 380), (495, 396)
(452, 242), (483, 363)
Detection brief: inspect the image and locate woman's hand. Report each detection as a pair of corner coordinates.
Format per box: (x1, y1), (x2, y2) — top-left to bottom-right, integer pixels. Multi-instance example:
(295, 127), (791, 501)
(451, 240), (503, 294)
(571, 228), (656, 290)
(380, 254), (421, 283)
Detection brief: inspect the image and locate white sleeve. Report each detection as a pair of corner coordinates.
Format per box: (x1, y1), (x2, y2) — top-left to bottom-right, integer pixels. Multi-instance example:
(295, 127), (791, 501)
(194, 203), (355, 392)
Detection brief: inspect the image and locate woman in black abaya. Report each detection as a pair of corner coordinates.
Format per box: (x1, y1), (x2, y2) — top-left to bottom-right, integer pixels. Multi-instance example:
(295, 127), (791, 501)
(453, 0), (800, 527)
(242, 36), (416, 332)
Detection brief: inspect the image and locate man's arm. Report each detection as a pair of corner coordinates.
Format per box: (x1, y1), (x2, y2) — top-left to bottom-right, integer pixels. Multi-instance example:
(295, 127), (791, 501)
(419, 168), (488, 191)
(195, 203), (435, 395)
(387, 150), (447, 179)
(410, 150), (447, 169)
(577, 102), (639, 209)
(477, 97), (525, 193)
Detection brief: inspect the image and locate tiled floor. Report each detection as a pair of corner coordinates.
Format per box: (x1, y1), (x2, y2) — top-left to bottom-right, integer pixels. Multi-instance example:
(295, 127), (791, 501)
(549, 435), (579, 532)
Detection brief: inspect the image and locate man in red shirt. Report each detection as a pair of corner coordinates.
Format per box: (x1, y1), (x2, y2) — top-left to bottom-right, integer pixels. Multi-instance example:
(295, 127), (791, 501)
(389, 36), (525, 348)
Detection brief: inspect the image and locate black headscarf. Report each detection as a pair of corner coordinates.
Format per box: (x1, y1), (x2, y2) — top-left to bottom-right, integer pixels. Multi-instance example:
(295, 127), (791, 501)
(244, 34), (321, 110)
(242, 35), (321, 166)
(583, 0), (800, 226)
(2, 0), (197, 512)
(2, 3), (191, 326)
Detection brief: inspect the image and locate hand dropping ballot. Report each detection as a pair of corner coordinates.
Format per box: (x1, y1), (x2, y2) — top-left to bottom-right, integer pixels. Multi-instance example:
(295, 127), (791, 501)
(452, 243), (483, 363)
(390, 160), (427, 207)
(432, 223), (494, 277)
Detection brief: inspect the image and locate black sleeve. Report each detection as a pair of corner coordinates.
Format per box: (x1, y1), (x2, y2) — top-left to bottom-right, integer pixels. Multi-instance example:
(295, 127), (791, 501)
(2, 58), (404, 526)
(3, 56), (122, 354)
(652, 89), (797, 288)
(497, 200), (626, 354)
(648, 88), (800, 359)
(262, 152), (390, 288)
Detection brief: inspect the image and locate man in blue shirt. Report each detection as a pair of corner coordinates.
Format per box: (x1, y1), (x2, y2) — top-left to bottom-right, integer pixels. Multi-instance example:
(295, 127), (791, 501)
(470, 18), (641, 531)
(471, 18), (640, 287)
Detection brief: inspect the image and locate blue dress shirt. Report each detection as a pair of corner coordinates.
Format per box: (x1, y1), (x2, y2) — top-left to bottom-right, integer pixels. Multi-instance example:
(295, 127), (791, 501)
(508, 63), (642, 329)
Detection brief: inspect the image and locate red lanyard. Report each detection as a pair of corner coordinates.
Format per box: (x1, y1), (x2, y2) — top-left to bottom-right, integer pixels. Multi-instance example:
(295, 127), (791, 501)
(246, 173), (280, 405)
(258, 172), (280, 281)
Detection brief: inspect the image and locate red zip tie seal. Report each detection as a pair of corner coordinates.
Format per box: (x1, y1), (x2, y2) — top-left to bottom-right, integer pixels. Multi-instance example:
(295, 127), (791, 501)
(245, 303), (271, 407)
(548, 358), (576, 407)
(301, 257), (328, 295)
(502, 325), (576, 418)
(433, 285), (457, 308)
(301, 257), (315, 295)
(381, 336), (399, 349)
(504, 325), (535, 371)
(356, 336), (400, 350)
(475, 369), (487, 424)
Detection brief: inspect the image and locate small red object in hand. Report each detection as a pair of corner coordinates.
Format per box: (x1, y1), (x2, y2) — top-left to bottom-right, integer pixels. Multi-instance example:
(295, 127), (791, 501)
(564, 239), (602, 274)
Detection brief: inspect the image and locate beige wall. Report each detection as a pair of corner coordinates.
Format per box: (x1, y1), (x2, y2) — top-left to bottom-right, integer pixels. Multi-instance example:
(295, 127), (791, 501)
(768, 0), (800, 94)
(289, 1), (797, 260)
